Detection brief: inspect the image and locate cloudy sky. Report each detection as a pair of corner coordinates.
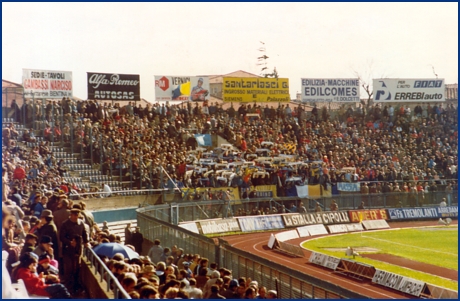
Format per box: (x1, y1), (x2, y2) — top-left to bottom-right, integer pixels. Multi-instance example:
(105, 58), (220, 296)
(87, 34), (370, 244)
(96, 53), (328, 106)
(2, 2), (458, 101)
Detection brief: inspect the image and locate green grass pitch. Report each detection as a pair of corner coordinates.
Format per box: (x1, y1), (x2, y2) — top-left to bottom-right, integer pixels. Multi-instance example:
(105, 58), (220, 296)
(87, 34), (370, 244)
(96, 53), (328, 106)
(302, 227), (458, 291)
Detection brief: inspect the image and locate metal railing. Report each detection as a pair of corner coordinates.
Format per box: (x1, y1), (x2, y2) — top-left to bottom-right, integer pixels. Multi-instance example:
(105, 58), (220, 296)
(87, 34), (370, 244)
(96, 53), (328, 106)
(137, 205), (368, 299)
(84, 247), (131, 299)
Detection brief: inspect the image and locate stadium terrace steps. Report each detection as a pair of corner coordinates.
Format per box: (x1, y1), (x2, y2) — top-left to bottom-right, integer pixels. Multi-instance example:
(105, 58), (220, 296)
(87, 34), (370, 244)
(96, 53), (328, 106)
(96, 219), (137, 243)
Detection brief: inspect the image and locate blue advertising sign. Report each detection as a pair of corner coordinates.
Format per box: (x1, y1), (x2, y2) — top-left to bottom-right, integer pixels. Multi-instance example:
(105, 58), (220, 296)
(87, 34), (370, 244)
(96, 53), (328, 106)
(387, 206), (458, 220)
(237, 215), (285, 232)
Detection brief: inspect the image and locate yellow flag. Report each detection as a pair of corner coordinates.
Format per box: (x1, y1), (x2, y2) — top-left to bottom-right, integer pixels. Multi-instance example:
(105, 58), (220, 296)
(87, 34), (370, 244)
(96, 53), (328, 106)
(180, 81), (191, 95)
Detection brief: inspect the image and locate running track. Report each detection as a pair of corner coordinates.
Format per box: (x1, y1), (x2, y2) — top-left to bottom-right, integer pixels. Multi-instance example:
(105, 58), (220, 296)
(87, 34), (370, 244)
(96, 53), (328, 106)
(223, 220), (458, 299)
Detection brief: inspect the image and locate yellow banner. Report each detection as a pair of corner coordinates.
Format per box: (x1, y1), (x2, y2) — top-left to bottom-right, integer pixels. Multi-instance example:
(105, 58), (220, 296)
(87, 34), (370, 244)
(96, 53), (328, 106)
(223, 77), (290, 102)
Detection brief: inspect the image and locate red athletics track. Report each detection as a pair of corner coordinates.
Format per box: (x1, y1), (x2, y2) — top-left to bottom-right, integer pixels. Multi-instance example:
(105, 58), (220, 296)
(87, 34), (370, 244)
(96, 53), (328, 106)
(222, 220), (458, 299)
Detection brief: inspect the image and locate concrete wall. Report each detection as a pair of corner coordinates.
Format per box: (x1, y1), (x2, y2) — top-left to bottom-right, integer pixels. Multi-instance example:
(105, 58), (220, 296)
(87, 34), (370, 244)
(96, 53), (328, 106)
(80, 257), (112, 299)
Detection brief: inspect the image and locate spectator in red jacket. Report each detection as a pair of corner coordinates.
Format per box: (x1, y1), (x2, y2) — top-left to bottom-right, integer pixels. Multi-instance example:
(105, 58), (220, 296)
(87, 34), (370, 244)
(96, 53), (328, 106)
(13, 165), (26, 180)
(13, 252), (71, 298)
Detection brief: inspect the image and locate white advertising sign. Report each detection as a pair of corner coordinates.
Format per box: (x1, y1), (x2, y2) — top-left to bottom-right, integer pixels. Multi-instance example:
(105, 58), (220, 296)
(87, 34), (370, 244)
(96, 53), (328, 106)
(361, 219), (390, 230)
(327, 224), (349, 234)
(178, 222), (200, 234)
(154, 76), (210, 102)
(301, 78), (360, 102)
(275, 230), (299, 242)
(309, 252), (341, 270)
(23, 69), (73, 98)
(372, 269), (425, 297)
(373, 78), (445, 102)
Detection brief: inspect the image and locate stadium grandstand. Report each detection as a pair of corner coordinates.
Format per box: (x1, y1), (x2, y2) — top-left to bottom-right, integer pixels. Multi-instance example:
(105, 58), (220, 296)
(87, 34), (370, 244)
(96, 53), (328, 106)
(2, 76), (458, 299)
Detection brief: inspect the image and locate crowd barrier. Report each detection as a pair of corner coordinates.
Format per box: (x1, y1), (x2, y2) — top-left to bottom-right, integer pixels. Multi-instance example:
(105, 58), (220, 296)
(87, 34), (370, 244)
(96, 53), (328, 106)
(137, 205), (367, 299)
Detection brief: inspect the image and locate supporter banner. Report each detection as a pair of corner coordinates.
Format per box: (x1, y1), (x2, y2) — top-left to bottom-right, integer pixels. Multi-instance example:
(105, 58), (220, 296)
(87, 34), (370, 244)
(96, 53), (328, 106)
(194, 134), (212, 147)
(296, 185), (308, 197)
(87, 72), (140, 100)
(305, 224), (329, 236)
(198, 218), (241, 235)
(346, 223), (364, 232)
(283, 211), (351, 227)
(154, 76), (210, 102)
(255, 185), (277, 198)
(327, 224), (348, 234)
(222, 77), (290, 102)
(373, 78), (445, 102)
(238, 215), (285, 232)
(275, 229), (299, 242)
(301, 78), (360, 102)
(361, 219), (390, 230)
(23, 68), (73, 98)
(387, 206), (458, 220)
(337, 182), (360, 192)
(348, 209), (389, 223)
(309, 252), (341, 270)
(372, 269), (426, 297)
(178, 222), (199, 234)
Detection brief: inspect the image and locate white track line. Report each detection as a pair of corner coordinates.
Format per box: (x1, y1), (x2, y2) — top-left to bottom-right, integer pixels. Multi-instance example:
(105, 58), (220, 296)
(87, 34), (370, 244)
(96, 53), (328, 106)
(360, 235), (458, 256)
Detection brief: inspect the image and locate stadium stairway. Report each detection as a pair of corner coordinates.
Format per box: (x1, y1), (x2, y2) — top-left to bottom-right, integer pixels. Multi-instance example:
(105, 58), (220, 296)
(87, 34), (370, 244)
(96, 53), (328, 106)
(96, 219), (137, 244)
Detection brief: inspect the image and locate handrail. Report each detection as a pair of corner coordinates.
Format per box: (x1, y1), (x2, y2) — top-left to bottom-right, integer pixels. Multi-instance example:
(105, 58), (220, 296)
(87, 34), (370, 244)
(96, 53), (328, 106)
(84, 247), (131, 299)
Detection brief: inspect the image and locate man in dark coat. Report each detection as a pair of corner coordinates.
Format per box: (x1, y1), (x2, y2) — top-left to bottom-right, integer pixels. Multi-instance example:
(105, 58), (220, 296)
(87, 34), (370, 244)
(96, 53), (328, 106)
(59, 209), (89, 294)
(131, 227), (144, 254)
(35, 210), (59, 257)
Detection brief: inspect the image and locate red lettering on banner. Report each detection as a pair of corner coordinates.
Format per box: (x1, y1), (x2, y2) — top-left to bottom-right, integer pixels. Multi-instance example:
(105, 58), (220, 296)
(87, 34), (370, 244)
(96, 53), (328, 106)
(23, 79), (48, 90)
(50, 80), (72, 91)
(348, 209), (390, 222)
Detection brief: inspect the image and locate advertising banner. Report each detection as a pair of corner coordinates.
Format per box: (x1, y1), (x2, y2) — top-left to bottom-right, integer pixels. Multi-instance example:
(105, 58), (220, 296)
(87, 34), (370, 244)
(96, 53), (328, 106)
(23, 69), (73, 98)
(346, 223), (364, 232)
(275, 230), (299, 242)
(373, 78), (445, 102)
(348, 209), (389, 223)
(372, 269), (426, 297)
(387, 206), (458, 220)
(297, 224), (329, 236)
(309, 252), (341, 270)
(238, 215), (285, 232)
(87, 72), (140, 100)
(361, 219), (390, 230)
(301, 78), (360, 102)
(154, 76), (210, 102)
(222, 77), (290, 102)
(327, 224), (348, 234)
(283, 211), (351, 227)
(437, 206), (458, 218)
(178, 222), (200, 234)
(198, 219), (241, 235)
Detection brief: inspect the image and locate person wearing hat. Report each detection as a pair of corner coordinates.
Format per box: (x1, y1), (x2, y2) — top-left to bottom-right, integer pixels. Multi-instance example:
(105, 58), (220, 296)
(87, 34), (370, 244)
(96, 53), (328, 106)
(20, 233), (38, 257)
(222, 279), (240, 299)
(266, 289), (278, 299)
(52, 197), (70, 232)
(36, 209), (59, 257)
(59, 208), (90, 294)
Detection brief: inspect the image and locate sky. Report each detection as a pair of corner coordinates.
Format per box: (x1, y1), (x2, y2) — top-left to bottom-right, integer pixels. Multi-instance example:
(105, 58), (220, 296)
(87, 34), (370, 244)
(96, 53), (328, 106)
(2, 2), (458, 101)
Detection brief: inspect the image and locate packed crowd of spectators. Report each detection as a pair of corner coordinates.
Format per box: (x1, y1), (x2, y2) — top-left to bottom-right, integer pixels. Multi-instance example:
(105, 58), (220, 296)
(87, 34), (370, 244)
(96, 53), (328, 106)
(2, 96), (458, 298)
(9, 98), (458, 196)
